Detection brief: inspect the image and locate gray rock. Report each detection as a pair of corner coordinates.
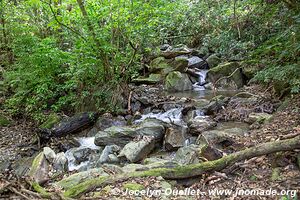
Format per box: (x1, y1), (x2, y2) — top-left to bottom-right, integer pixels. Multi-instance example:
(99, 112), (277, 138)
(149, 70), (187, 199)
(43, 147), (56, 163)
(164, 127), (186, 151)
(28, 152), (49, 184)
(94, 126), (137, 147)
(187, 56), (206, 69)
(202, 95), (230, 115)
(73, 148), (95, 164)
(188, 116), (217, 135)
(53, 152), (68, 172)
(247, 112), (272, 124)
(196, 130), (235, 149)
(165, 71), (193, 92)
(119, 136), (155, 162)
(97, 145), (120, 164)
(136, 118), (166, 137)
(173, 145), (201, 165)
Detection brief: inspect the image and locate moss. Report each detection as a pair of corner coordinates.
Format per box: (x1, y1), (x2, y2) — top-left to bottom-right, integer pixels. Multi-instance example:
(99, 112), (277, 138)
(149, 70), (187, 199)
(31, 182), (51, 198)
(29, 152), (44, 177)
(149, 57), (172, 73)
(63, 176), (109, 198)
(39, 113), (60, 129)
(0, 114), (11, 127)
(123, 183), (145, 191)
(271, 167), (281, 181)
(209, 62), (240, 75)
(132, 73), (162, 84)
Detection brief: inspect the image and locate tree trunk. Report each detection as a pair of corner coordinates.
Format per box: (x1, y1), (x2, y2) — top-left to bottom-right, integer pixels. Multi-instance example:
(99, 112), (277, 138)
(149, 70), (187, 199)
(76, 0), (111, 80)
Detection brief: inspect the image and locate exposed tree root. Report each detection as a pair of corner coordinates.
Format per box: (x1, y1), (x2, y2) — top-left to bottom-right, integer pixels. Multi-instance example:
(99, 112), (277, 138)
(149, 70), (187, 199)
(33, 136), (300, 198)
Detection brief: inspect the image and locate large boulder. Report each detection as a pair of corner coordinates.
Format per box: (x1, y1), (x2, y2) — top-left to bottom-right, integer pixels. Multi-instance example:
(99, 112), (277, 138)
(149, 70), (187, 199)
(132, 74), (162, 85)
(164, 71), (193, 91)
(172, 57), (188, 72)
(207, 62), (245, 89)
(202, 95), (230, 115)
(119, 136), (156, 162)
(187, 116), (217, 135)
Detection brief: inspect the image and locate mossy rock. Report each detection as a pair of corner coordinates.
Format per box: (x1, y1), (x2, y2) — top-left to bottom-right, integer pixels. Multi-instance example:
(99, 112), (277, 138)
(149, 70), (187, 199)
(132, 73), (162, 85)
(39, 114), (61, 129)
(149, 57), (172, 73)
(164, 71), (193, 92)
(0, 114), (11, 127)
(29, 152), (49, 184)
(248, 112), (273, 124)
(56, 168), (108, 190)
(172, 57), (188, 72)
(206, 54), (221, 68)
(207, 62), (245, 89)
(122, 183), (145, 191)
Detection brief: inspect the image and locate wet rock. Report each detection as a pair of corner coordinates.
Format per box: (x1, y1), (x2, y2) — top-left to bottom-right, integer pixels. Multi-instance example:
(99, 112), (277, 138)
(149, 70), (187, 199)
(119, 136), (155, 162)
(29, 152), (49, 184)
(206, 54), (221, 68)
(43, 147), (56, 163)
(53, 152), (68, 172)
(97, 145), (120, 164)
(56, 168), (109, 190)
(94, 126), (137, 147)
(173, 145), (201, 165)
(132, 74), (162, 85)
(187, 116), (217, 135)
(165, 71), (193, 92)
(164, 127), (186, 151)
(196, 130), (235, 149)
(207, 62), (245, 89)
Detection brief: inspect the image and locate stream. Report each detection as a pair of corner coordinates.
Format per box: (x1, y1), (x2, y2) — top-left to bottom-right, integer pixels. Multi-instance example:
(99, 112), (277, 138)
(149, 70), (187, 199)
(64, 70), (249, 172)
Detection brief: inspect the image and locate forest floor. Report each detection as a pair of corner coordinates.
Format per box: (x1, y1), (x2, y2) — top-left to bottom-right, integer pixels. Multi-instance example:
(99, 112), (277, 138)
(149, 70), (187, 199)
(0, 88), (300, 199)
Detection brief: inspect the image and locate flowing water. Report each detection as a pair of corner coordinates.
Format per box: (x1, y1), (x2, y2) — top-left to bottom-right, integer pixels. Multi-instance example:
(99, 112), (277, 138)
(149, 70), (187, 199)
(64, 71), (246, 171)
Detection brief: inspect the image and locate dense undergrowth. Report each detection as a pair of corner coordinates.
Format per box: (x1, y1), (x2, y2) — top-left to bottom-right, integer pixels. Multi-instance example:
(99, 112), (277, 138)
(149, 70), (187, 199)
(0, 0), (299, 122)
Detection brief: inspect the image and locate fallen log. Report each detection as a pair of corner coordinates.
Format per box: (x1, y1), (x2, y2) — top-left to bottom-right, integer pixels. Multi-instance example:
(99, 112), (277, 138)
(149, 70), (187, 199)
(39, 112), (98, 141)
(61, 135), (300, 198)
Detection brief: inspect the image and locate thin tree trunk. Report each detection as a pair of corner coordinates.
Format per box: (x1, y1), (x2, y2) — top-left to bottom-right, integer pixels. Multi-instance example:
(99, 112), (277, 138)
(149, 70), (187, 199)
(76, 0), (111, 80)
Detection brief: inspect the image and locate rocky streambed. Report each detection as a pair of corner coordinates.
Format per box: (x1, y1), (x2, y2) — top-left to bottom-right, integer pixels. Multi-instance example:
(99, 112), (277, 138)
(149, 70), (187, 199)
(1, 44), (284, 198)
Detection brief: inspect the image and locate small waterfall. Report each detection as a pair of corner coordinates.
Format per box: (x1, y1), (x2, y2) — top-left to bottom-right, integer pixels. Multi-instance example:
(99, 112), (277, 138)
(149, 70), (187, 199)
(193, 70), (208, 91)
(136, 108), (183, 125)
(65, 137), (99, 171)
